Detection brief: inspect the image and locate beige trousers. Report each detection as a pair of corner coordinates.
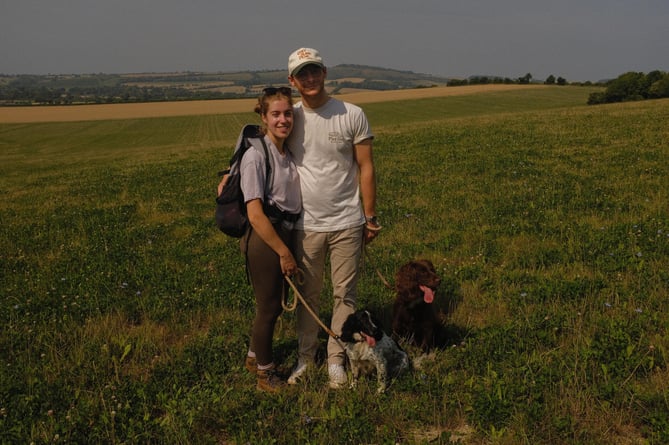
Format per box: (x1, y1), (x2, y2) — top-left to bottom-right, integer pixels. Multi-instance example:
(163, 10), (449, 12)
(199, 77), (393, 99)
(293, 226), (364, 366)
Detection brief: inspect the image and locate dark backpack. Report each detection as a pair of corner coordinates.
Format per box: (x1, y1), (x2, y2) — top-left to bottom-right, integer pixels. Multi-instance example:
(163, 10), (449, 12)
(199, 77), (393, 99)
(215, 124), (272, 237)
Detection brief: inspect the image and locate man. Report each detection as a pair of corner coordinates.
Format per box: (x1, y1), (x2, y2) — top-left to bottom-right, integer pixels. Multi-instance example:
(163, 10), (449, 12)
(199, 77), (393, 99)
(285, 47), (381, 389)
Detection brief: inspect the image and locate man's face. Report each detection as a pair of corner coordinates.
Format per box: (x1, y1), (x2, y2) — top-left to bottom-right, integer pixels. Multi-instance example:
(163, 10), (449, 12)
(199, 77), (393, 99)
(290, 64), (326, 97)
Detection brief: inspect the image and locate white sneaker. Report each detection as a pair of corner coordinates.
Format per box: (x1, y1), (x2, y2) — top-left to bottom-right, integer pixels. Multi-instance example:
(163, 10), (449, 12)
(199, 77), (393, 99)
(328, 364), (348, 389)
(287, 361), (310, 385)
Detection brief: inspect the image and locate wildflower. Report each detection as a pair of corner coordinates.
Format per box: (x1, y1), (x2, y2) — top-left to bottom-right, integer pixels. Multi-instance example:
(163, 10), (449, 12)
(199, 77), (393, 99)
(636, 252), (643, 258)
(635, 308), (643, 313)
(604, 302), (612, 308)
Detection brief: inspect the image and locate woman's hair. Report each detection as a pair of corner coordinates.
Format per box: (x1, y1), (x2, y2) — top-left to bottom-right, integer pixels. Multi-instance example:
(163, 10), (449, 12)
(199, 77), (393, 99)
(254, 87), (293, 116)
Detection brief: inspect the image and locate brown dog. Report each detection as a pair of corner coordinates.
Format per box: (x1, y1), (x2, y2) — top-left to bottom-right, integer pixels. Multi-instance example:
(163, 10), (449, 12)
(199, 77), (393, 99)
(391, 259), (442, 351)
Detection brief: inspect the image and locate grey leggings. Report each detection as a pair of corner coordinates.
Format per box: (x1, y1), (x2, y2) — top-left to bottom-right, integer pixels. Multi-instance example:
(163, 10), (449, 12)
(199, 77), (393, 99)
(245, 223), (293, 367)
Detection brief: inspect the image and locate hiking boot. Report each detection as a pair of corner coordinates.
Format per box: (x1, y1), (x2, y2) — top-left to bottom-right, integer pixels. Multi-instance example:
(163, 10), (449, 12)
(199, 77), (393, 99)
(287, 360), (311, 385)
(328, 364), (348, 389)
(244, 356), (257, 374)
(256, 367), (286, 393)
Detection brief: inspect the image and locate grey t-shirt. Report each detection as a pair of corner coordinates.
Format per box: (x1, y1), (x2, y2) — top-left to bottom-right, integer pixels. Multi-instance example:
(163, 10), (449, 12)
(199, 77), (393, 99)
(239, 135), (301, 216)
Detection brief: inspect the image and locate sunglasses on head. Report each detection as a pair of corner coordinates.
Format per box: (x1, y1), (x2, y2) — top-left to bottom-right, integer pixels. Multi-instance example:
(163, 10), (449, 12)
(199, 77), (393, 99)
(262, 86), (292, 96)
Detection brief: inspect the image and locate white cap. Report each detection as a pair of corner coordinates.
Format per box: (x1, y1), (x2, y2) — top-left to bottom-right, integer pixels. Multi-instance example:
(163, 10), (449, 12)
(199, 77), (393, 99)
(288, 47), (324, 76)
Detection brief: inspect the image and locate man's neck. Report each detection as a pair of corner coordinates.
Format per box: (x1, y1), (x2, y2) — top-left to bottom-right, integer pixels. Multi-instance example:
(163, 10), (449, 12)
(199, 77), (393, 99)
(300, 91), (330, 110)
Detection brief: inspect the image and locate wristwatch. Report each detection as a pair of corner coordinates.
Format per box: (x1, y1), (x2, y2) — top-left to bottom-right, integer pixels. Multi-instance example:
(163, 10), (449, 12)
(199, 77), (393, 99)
(365, 215), (382, 232)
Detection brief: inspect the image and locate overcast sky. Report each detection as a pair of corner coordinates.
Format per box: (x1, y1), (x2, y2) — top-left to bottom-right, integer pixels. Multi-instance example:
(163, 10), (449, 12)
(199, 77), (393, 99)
(2, 0), (667, 82)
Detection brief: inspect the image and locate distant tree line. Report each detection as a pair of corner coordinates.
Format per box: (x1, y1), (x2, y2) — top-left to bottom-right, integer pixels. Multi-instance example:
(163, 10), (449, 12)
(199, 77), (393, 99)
(447, 72), (568, 86)
(0, 75), (234, 105)
(587, 70), (669, 105)
(0, 85), (228, 105)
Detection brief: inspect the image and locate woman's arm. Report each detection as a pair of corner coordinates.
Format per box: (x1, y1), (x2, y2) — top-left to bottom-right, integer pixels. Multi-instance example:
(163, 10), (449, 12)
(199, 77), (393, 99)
(246, 199), (297, 275)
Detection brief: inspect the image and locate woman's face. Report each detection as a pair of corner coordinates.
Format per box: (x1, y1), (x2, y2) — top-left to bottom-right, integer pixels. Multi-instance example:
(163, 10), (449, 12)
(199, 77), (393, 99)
(262, 97), (293, 143)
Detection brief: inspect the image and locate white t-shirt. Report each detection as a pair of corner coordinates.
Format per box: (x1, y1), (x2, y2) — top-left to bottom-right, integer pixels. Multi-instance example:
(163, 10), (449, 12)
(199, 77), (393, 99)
(289, 98), (374, 232)
(239, 135), (301, 216)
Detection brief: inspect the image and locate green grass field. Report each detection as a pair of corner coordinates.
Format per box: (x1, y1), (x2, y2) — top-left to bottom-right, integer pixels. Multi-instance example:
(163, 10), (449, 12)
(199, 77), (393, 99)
(2, 87), (668, 444)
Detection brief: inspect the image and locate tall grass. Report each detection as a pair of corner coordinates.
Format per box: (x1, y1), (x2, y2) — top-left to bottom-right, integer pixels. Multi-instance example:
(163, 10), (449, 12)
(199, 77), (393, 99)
(1, 87), (668, 444)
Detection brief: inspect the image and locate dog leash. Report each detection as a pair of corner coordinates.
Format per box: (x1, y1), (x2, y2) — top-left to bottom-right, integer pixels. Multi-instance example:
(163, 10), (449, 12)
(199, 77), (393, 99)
(363, 247), (393, 290)
(283, 270), (341, 341)
(281, 247), (394, 344)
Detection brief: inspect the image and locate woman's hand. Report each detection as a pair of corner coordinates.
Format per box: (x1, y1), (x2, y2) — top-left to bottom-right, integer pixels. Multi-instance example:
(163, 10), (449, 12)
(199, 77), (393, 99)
(279, 252), (298, 276)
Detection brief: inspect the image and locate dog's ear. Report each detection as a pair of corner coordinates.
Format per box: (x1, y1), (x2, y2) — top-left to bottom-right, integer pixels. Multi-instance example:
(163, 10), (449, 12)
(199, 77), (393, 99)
(395, 262), (420, 296)
(340, 313), (358, 342)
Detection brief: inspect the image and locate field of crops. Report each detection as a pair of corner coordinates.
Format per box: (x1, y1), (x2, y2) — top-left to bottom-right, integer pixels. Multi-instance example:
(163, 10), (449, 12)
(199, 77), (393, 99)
(1, 86), (668, 444)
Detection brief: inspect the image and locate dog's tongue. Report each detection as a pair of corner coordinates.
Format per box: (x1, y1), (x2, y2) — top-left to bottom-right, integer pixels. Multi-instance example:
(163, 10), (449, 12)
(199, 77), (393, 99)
(420, 285), (435, 303)
(362, 332), (376, 347)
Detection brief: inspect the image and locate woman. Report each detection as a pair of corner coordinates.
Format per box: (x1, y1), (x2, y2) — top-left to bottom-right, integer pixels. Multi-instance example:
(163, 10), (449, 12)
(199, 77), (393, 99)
(240, 87), (301, 392)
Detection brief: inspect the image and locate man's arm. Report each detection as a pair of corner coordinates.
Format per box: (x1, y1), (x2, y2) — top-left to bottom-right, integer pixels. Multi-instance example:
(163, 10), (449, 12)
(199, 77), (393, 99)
(354, 138), (380, 243)
(355, 138), (376, 216)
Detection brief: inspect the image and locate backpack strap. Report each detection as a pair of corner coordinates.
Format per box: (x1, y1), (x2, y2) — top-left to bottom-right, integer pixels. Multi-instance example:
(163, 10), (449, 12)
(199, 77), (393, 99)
(258, 136), (273, 196)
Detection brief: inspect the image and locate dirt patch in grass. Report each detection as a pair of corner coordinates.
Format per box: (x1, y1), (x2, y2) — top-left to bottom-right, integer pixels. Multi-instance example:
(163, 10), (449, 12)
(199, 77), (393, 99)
(0, 85), (544, 123)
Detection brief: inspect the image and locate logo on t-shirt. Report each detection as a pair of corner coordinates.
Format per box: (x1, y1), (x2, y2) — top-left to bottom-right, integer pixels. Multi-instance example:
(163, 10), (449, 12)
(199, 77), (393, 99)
(328, 132), (345, 144)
